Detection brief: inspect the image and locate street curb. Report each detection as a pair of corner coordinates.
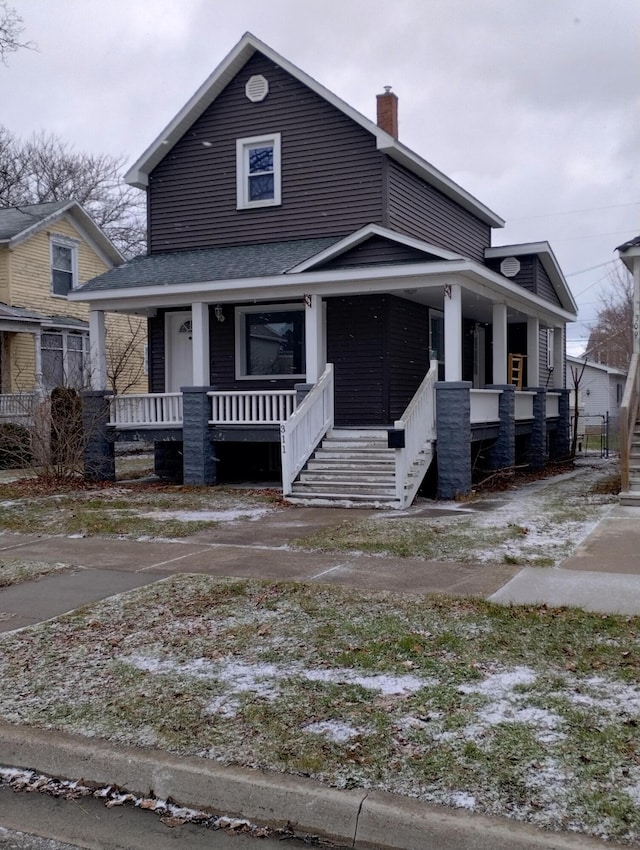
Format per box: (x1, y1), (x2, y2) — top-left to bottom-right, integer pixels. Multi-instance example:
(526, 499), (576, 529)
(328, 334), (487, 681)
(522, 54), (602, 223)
(0, 722), (615, 850)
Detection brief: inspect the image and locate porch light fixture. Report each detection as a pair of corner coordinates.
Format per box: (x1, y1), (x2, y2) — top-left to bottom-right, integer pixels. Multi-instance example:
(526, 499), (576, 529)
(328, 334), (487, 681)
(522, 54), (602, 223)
(214, 305), (225, 323)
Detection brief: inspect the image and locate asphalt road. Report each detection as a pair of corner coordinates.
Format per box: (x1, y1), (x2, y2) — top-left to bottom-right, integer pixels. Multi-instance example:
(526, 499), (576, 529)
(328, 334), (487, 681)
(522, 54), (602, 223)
(0, 787), (349, 850)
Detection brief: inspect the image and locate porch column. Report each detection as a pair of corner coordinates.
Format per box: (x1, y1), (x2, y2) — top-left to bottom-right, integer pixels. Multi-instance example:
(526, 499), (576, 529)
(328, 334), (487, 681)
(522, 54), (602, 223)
(304, 294), (324, 384)
(89, 310), (107, 390)
(34, 328), (43, 394)
(492, 303), (508, 385)
(528, 388), (547, 470)
(485, 384), (515, 470)
(444, 283), (463, 382)
(527, 317), (540, 387)
(549, 388), (571, 460)
(81, 390), (115, 482)
(436, 381), (472, 498)
(552, 326), (564, 388)
(182, 386), (217, 485)
(191, 301), (210, 386)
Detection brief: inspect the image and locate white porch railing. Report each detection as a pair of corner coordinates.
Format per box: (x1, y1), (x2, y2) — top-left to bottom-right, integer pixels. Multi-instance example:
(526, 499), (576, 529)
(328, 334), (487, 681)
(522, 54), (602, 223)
(209, 390), (296, 425)
(281, 364), (334, 496)
(546, 392), (560, 418)
(620, 351), (640, 493)
(393, 359), (438, 504)
(109, 393), (183, 427)
(470, 389), (502, 424)
(515, 391), (535, 421)
(0, 392), (39, 424)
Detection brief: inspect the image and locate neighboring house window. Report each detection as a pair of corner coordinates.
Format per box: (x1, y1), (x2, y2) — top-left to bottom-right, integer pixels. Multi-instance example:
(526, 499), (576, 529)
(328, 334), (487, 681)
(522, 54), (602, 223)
(41, 331), (89, 391)
(50, 237), (78, 296)
(235, 305), (305, 379)
(236, 134), (281, 209)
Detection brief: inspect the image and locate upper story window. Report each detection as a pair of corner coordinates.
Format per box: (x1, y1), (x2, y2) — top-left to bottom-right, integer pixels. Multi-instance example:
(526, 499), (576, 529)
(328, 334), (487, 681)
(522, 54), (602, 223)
(236, 133), (281, 209)
(50, 237), (78, 296)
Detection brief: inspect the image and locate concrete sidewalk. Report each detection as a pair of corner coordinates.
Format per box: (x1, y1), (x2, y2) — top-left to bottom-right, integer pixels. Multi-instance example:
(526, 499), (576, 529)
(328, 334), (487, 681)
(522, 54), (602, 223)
(490, 503), (640, 613)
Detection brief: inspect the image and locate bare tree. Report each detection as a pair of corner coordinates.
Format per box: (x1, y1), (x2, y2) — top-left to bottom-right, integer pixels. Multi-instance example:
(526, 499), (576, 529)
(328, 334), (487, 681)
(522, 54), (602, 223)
(106, 316), (147, 395)
(587, 264), (633, 371)
(0, 1), (35, 64)
(0, 127), (146, 257)
(568, 358), (588, 458)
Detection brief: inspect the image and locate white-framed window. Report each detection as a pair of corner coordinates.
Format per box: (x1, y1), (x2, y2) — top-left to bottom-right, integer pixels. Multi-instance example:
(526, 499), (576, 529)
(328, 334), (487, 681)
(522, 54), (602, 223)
(236, 133), (281, 209)
(50, 236), (78, 296)
(546, 328), (554, 370)
(41, 330), (89, 391)
(235, 304), (305, 380)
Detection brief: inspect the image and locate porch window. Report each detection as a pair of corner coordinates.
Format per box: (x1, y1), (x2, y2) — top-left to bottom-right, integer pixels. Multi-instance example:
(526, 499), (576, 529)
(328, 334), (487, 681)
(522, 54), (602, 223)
(50, 237), (78, 296)
(236, 306), (305, 379)
(236, 134), (281, 209)
(41, 331), (89, 392)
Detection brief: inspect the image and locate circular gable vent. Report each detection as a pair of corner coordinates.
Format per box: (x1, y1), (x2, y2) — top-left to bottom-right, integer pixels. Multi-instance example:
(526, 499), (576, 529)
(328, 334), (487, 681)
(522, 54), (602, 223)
(500, 256), (521, 278)
(245, 75), (269, 103)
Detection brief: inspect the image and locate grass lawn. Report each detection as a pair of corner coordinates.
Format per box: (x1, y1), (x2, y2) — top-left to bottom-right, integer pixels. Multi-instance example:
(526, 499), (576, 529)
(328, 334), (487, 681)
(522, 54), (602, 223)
(0, 559), (72, 587)
(1, 575), (639, 843)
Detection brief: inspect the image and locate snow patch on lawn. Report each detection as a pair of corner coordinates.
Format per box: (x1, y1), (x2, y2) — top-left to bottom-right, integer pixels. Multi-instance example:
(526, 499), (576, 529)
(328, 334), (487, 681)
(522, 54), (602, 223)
(140, 507), (273, 523)
(455, 666), (565, 744)
(124, 654), (428, 717)
(304, 720), (364, 742)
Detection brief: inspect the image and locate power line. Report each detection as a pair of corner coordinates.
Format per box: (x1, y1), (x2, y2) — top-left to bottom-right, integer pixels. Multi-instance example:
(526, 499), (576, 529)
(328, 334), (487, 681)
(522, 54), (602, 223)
(509, 201), (640, 222)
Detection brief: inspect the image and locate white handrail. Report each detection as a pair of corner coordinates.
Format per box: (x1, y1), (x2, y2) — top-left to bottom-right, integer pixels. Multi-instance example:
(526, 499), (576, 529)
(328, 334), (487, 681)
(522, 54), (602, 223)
(281, 364), (334, 496)
(109, 393), (183, 427)
(209, 390), (296, 425)
(393, 359), (438, 504)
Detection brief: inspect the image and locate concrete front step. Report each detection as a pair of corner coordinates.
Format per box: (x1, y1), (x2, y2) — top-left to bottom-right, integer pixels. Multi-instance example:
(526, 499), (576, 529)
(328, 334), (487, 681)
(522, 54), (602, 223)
(287, 490), (402, 506)
(620, 491), (640, 505)
(291, 481), (397, 496)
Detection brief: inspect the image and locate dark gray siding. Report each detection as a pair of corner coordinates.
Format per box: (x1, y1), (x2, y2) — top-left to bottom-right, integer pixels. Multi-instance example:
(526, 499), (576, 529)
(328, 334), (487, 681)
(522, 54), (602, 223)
(318, 235), (440, 270)
(485, 255), (562, 308)
(148, 313), (166, 392)
(387, 160), (490, 261)
(537, 262), (561, 306)
(327, 294), (430, 425)
(148, 53), (384, 253)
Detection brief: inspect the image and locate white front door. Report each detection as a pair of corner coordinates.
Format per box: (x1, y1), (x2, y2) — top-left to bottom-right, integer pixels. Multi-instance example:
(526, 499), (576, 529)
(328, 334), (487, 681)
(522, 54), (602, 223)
(166, 311), (193, 391)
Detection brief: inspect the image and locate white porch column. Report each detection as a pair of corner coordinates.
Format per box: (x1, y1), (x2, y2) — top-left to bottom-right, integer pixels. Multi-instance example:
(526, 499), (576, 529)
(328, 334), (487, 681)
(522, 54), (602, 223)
(191, 301), (210, 386)
(552, 326), (564, 388)
(304, 294), (324, 384)
(89, 309), (107, 390)
(444, 283), (463, 381)
(34, 328), (43, 394)
(633, 260), (640, 354)
(527, 316), (540, 387)
(492, 303), (508, 384)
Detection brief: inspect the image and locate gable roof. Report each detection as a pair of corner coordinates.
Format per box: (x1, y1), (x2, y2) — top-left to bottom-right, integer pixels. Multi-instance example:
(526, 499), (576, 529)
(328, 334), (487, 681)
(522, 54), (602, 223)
(288, 224), (463, 273)
(124, 32), (504, 229)
(0, 200), (124, 268)
(566, 354), (627, 377)
(485, 242), (578, 315)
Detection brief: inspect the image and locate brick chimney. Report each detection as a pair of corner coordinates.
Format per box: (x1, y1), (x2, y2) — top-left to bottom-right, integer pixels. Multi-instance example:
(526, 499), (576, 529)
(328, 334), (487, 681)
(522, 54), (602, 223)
(376, 86), (398, 138)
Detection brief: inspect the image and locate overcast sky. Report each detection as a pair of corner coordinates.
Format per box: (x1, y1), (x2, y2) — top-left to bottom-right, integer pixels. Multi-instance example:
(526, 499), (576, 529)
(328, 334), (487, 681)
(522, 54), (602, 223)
(2, 0), (638, 354)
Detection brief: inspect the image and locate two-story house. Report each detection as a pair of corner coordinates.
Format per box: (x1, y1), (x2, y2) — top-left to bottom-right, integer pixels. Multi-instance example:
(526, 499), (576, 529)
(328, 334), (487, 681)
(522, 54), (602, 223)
(71, 33), (576, 506)
(0, 200), (147, 428)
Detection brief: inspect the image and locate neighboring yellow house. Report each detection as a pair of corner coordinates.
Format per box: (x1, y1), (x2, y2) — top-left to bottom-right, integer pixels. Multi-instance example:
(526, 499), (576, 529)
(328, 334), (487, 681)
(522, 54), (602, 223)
(0, 200), (146, 406)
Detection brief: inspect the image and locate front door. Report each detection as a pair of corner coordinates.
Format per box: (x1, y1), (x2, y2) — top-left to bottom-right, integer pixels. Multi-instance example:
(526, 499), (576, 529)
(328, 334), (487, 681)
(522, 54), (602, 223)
(166, 311), (193, 392)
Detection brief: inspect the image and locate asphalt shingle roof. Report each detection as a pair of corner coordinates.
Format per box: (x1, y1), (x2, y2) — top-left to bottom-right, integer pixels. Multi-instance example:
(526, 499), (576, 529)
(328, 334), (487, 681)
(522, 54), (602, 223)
(0, 201), (70, 241)
(617, 235), (640, 252)
(77, 238), (342, 293)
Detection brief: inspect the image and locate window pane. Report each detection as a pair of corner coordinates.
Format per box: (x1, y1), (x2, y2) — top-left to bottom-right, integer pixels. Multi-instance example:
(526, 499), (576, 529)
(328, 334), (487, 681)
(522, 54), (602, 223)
(42, 333), (63, 350)
(42, 349), (64, 391)
(52, 244), (72, 271)
(52, 269), (72, 295)
(67, 349), (84, 388)
(67, 335), (83, 351)
(245, 311), (305, 376)
(248, 173), (274, 201)
(248, 146), (273, 174)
